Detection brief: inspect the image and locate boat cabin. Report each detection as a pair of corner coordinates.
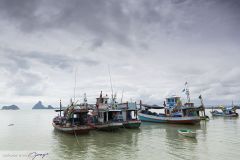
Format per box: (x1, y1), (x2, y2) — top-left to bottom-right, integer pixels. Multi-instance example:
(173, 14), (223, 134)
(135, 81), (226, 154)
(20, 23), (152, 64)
(96, 91), (109, 110)
(94, 91), (123, 124)
(184, 102), (194, 108)
(68, 109), (88, 126)
(166, 96), (181, 108)
(97, 109), (123, 123)
(118, 102), (138, 121)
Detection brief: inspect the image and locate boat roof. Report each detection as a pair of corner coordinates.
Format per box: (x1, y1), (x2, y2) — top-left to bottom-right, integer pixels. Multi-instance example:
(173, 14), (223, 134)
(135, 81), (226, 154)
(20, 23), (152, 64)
(166, 95), (181, 99)
(142, 104), (164, 109)
(55, 109), (64, 112)
(72, 109), (89, 113)
(109, 109), (122, 112)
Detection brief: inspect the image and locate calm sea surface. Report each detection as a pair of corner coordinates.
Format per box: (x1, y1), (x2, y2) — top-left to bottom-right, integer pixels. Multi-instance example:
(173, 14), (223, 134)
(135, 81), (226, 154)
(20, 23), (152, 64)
(0, 109), (240, 160)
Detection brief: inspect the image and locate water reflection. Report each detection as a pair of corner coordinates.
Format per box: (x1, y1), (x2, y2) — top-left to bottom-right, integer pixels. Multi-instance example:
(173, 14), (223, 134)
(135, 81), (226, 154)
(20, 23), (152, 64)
(50, 117), (239, 160)
(51, 129), (141, 160)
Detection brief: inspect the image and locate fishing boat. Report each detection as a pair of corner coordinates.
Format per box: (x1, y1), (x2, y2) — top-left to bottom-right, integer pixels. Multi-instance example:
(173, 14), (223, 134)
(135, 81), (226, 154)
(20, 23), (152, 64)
(138, 82), (201, 124)
(91, 91), (123, 131)
(211, 105), (238, 117)
(138, 96), (201, 124)
(178, 129), (196, 138)
(52, 99), (93, 135)
(117, 102), (141, 129)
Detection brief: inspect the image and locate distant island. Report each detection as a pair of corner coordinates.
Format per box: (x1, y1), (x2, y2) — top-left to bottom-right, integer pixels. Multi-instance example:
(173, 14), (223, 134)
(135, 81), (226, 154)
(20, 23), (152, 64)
(32, 101), (55, 109)
(1, 105), (20, 110)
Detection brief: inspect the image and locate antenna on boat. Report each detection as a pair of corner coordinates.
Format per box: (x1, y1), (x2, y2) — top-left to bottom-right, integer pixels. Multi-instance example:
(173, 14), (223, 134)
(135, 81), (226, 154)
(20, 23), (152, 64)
(108, 65), (114, 102)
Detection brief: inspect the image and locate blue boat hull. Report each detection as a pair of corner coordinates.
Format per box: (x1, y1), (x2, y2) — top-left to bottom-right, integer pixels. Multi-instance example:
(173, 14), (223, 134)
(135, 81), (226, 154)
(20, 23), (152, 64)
(138, 113), (200, 124)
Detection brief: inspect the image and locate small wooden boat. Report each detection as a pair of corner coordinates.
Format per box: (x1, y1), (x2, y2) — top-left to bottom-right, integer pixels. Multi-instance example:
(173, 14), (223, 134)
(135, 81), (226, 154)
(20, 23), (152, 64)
(178, 129), (196, 138)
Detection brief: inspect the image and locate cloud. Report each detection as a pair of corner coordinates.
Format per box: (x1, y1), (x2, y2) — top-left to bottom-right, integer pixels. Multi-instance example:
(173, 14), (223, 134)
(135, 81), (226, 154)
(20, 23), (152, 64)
(6, 70), (46, 96)
(0, 0), (240, 106)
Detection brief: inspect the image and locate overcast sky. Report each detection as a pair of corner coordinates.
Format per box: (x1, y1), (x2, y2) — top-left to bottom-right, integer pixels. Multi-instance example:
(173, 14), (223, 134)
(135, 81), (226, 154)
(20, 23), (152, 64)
(0, 0), (240, 108)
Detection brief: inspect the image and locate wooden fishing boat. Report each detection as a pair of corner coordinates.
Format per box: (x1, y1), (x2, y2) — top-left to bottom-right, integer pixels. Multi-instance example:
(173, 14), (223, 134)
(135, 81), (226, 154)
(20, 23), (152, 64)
(178, 129), (196, 138)
(92, 91), (123, 131)
(117, 102), (141, 129)
(52, 100), (93, 135)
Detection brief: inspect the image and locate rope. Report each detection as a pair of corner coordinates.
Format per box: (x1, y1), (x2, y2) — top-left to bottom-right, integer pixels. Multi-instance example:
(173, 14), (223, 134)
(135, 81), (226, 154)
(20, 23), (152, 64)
(73, 126), (80, 146)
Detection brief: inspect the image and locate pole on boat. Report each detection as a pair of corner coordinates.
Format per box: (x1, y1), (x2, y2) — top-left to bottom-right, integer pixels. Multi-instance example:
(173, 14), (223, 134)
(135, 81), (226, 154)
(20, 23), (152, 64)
(199, 95), (206, 117)
(185, 82), (190, 103)
(140, 100), (142, 110)
(135, 101), (138, 118)
(60, 99), (62, 117)
(73, 68), (77, 103)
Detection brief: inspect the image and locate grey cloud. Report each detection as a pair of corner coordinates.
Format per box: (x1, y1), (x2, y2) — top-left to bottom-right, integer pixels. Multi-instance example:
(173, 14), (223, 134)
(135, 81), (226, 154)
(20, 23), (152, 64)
(0, 0), (240, 105)
(90, 39), (104, 50)
(0, 47), (100, 73)
(1, 0), (239, 48)
(7, 70), (46, 96)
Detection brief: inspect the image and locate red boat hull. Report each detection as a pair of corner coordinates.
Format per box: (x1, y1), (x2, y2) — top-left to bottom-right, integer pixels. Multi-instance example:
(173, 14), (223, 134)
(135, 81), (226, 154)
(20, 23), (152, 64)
(52, 123), (92, 135)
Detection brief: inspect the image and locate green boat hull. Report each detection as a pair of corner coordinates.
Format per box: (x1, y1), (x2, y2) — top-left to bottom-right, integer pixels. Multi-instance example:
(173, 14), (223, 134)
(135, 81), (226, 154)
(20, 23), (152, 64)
(123, 121), (141, 129)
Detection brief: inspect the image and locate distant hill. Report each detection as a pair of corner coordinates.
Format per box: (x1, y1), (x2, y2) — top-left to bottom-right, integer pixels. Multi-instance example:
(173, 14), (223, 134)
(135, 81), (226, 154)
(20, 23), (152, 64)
(32, 101), (55, 109)
(2, 105), (20, 110)
(47, 105), (54, 109)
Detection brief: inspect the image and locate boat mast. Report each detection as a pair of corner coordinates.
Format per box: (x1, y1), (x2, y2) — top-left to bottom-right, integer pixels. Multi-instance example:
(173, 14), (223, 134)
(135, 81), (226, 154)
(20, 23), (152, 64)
(73, 68), (77, 103)
(84, 93), (87, 109)
(108, 65), (114, 105)
(121, 88), (124, 103)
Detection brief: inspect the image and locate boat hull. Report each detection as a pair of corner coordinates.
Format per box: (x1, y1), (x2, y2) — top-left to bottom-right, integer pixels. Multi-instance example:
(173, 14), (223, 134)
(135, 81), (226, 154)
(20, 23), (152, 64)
(52, 123), (92, 134)
(123, 120), (141, 129)
(211, 112), (239, 117)
(138, 113), (200, 124)
(200, 116), (210, 120)
(95, 122), (123, 131)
